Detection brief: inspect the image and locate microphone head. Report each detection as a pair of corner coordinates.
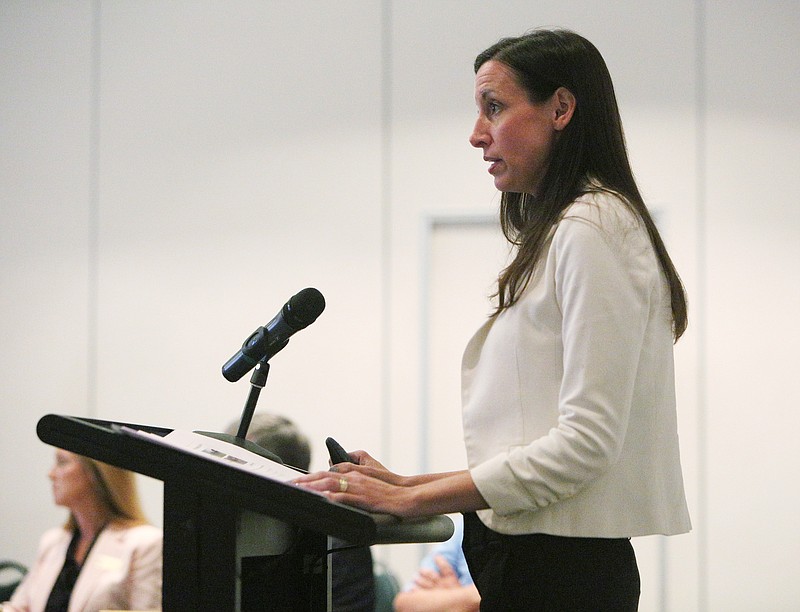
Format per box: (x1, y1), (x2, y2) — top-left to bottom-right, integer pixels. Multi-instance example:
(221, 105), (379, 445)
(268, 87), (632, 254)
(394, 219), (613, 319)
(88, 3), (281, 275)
(284, 287), (325, 329)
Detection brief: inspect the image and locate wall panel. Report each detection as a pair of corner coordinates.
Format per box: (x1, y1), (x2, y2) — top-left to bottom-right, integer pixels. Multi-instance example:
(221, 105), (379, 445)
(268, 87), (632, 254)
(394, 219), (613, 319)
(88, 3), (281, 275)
(0, 0), (94, 567)
(704, 2), (800, 609)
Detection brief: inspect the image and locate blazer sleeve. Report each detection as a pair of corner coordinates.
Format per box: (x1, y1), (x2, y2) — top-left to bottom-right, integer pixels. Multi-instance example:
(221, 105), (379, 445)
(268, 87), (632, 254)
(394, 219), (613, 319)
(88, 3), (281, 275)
(3, 528), (70, 612)
(125, 526), (163, 611)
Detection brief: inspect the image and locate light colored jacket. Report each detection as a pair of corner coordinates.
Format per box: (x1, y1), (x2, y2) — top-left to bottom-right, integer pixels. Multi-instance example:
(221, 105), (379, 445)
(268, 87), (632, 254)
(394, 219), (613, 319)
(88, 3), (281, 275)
(463, 192), (691, 538)
(5, 523), (162, 612)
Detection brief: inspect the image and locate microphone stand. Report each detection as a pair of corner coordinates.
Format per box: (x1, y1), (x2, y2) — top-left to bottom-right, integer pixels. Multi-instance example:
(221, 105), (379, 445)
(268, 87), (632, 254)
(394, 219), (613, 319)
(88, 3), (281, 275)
(196, 357), (288, 466)
(236, 359), (269, 439)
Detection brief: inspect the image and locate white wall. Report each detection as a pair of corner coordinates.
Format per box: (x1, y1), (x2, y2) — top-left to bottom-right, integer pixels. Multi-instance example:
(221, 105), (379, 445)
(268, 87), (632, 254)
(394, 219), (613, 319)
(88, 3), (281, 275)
(1, 1), (798, 610)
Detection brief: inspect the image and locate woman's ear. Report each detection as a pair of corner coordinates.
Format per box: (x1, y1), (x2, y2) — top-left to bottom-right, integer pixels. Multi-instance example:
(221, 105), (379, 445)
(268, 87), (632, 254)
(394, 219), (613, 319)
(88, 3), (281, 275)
(552, 87), (576, 130)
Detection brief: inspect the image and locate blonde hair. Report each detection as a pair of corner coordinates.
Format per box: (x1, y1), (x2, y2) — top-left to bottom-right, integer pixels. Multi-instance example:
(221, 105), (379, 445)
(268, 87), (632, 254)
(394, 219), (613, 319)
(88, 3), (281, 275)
(64, 456), (148, 531)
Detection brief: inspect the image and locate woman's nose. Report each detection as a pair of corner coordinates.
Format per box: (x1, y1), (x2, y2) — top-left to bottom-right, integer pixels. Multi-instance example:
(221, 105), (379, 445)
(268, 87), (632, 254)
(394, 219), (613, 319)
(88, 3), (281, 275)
(469, 117), (489, 149)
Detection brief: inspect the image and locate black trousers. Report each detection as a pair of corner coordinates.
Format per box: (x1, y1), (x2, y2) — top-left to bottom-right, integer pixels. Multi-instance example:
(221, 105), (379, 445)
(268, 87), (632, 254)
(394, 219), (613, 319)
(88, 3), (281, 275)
(462, 512), (640, 611)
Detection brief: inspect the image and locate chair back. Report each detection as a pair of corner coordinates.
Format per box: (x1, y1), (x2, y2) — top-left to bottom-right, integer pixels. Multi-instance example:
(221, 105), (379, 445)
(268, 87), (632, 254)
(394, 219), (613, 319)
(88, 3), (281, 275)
(373, 561), (401, 612)
(0, 560), (27, 601)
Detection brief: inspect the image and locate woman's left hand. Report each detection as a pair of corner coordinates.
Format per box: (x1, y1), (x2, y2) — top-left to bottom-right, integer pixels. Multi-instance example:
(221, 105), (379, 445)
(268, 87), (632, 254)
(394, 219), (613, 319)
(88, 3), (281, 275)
(293, 468), (415, 517)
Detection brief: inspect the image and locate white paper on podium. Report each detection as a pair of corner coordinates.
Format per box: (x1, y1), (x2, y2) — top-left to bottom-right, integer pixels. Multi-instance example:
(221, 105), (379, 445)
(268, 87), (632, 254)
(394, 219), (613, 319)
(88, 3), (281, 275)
(117, 426), (309, 485)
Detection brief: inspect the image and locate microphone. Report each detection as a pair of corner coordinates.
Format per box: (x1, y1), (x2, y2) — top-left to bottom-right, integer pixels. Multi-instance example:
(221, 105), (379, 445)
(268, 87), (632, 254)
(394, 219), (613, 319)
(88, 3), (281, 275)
(221, 288), (326, 382)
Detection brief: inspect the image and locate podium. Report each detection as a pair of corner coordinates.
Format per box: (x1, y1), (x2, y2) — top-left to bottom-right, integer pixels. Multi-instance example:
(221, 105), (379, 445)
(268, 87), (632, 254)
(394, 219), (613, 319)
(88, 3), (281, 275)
(37, 414), (453, 611)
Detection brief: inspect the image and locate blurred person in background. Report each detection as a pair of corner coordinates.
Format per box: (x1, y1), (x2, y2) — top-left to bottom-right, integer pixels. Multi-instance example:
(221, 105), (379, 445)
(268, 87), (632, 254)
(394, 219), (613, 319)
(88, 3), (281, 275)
(226, 412), (375, 612)
(393, 514), (479, 612)
(2, 449), (162, 611)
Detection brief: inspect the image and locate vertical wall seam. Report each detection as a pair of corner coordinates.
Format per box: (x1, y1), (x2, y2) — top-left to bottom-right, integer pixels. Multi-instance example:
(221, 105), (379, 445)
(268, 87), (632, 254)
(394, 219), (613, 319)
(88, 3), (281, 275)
(419, 219), (431, 474)
(380, 0), (393, 465)
(659, 534), (667, 612)
(87, 0), (101, 419)
(695, 0), (709, 610)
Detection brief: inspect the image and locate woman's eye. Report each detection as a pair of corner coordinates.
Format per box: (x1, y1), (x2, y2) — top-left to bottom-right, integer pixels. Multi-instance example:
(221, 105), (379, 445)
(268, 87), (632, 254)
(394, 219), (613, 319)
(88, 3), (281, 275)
(488, 102), (501, 115)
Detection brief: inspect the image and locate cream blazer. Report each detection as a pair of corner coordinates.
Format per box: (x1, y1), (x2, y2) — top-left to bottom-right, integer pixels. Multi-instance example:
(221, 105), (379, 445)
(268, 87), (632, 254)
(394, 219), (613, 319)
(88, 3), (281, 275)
(5, 524), (162, 612)
(463, 192), (691, 538)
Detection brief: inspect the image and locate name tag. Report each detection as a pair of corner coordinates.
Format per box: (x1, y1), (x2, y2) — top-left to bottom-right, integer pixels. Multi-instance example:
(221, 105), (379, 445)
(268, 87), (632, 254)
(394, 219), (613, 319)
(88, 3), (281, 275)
(94, 554), (124, 571)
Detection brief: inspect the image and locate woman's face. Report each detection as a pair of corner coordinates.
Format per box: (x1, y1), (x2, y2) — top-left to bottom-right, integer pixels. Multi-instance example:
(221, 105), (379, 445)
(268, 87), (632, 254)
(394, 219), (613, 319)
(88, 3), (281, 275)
(470, 60), (560, 195)
(49, 450), (95, 509)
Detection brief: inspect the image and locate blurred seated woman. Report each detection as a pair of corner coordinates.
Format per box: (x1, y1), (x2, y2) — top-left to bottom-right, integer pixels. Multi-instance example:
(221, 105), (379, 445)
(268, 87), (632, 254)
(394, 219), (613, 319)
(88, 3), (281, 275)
(2, 449), (162, 611)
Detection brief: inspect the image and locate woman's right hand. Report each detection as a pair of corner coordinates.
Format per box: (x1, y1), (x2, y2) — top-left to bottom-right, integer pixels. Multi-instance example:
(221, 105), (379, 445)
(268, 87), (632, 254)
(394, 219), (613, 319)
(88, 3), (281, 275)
(334, 450), (410, 487)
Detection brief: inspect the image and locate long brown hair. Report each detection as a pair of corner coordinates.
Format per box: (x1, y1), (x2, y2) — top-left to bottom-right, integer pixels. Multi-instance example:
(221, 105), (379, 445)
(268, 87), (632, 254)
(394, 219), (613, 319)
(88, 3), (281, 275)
(64, 456), (148, 531)
(475, 29), (687, 340)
